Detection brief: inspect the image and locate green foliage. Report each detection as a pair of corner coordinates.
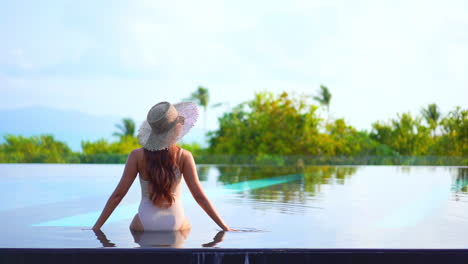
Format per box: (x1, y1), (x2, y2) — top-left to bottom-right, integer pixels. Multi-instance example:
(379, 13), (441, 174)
(178, 142), (205, 156)
(313, 84), (332, 113)
(81, 135), (140, 155)
(207, 91), (392, 157)
(77, 153), (128, 164)
(81, 138), (113, 155)
(0, 91), (465, 165)
(74, 135), (140, 163)
(0, 134), (78, 163)
(325, 119), (398, 156)
(208, 91), (323, 155)
(207, 91), (466, 164)
(187, 86), (210, 111)
(191, 154), (467, 166)
(370, 107), (467, 157)
(430, 107), (468, 156)
(113, 118), (136, 139)
(421, 103), (441, 137)
(370, 112), (432, 155)
(186, 85), (210, 131)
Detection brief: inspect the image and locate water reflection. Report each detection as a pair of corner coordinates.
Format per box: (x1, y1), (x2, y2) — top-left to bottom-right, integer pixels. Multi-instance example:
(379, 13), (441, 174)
(452, 168), (468, 203)
(452, 168), (468, 193)
(216, 165), (358, 204)
(92, 229), (227, 248)
(93, 229), (116, 247)
(197, 166), (210, 181)
(130, 229), (190, 248)
(4, 164), (468, 248)
(201, 231), (226, 248)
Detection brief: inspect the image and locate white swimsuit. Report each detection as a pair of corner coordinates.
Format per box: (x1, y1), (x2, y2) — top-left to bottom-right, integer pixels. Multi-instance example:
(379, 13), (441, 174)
(137, 166), (187, 231)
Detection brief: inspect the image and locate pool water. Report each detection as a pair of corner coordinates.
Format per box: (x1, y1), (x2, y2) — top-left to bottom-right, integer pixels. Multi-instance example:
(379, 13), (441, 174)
(0, 164), (467, 248)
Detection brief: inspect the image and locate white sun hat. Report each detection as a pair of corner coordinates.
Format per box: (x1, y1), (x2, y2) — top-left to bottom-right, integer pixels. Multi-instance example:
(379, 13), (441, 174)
(137, 101), (199, 151)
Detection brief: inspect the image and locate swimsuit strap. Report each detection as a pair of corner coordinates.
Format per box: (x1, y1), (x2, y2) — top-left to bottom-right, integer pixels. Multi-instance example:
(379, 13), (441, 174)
(177, 147), (184, 172)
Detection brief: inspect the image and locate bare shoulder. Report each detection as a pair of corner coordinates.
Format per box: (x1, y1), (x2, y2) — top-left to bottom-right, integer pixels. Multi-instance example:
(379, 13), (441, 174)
(131, 147), (144, 161)
(179, 148), (193, 160)
(178, 148), (194, 170)
(132, 147), (144, 155)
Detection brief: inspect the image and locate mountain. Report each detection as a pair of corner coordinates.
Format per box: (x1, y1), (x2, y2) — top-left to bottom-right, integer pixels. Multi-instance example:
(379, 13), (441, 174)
(0, 106), (208, 152)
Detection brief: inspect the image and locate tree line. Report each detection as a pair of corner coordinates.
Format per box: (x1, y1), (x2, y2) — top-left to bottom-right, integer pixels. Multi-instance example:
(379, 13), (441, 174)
(0, 86), (466, 165)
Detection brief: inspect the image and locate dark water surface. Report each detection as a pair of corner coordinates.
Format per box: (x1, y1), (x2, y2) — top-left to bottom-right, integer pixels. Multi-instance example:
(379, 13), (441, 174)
(0, 164), (467, 248)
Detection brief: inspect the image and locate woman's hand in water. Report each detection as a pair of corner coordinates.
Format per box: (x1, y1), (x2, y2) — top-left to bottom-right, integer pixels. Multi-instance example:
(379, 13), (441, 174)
(223, 227), (239, 232)
(80, 226), (100, 231)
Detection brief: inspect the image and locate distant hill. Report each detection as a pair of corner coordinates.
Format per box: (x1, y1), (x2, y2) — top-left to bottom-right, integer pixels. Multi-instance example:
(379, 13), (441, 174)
(0, 106), (208, 152)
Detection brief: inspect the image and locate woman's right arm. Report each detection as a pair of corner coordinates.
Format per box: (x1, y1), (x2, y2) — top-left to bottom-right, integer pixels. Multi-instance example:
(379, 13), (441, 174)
(181, 150), (234, 231)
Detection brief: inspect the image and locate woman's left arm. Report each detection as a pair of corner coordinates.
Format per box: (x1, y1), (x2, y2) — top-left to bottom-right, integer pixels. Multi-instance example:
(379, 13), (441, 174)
(92, 150), (139, 230)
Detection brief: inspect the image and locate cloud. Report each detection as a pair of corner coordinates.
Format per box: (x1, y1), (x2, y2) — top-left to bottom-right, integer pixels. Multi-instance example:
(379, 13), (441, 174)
(0, 0), (467, 131)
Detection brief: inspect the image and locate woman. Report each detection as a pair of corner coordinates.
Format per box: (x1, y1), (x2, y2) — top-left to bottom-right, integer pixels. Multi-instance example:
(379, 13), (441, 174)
(92, 101), (235, 232)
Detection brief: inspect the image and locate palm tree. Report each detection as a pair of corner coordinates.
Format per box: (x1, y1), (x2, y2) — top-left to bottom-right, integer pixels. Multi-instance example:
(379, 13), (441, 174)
(211, 102), (227, 108)
(421, 103), (441, 138)
(113, 118), (136, 139)
(186, 86), (210, 131)
(313, 84), (332, 123)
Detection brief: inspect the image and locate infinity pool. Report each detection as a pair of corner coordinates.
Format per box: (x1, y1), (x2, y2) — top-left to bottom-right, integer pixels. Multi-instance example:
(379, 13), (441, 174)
(0, 164), (467, 248)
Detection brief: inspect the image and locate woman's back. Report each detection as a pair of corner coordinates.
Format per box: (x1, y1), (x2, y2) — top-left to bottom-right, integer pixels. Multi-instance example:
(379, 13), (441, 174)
(96, 101), (232, 233)
(136, 147), (188, 231)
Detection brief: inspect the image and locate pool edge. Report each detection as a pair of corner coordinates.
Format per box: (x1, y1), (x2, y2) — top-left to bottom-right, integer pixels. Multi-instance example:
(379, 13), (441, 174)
(2, 248), (468, 264)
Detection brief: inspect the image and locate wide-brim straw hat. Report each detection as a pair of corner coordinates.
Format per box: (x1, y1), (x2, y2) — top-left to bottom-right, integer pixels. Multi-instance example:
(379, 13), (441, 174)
(137, 101), (199, 151)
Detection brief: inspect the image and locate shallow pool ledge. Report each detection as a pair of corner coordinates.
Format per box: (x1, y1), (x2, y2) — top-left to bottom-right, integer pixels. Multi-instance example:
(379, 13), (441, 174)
(2, 248), (468, 264)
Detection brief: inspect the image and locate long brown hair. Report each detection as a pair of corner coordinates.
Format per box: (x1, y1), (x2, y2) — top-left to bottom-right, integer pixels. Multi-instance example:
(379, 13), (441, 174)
(143, 144), (181, 208)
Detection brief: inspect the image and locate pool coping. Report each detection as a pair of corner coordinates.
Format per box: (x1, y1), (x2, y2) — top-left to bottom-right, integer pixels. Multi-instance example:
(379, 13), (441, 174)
(2, 248), (468, 264)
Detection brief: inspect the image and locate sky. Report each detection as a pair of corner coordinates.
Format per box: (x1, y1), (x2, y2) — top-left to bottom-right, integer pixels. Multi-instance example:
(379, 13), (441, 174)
(1, 0), (467, 131)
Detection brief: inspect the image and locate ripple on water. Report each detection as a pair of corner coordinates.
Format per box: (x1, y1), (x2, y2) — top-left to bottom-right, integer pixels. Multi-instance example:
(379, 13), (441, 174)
(228, 227), (269, 232)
